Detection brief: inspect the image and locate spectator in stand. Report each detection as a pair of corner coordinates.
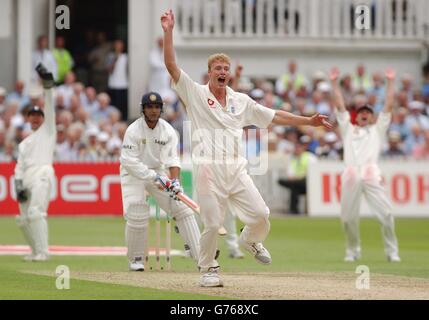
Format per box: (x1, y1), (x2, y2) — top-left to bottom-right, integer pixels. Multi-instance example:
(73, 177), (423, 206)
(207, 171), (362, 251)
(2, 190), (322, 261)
(395, 90), (409, 110)
(75, 107), (95, 129)
(404, 124), (424, 154)
(311, 71), (326, 92)
(108, 108), (122, 128)
(368, 72), (386, 113)
(300, 127), (319, 154)
(114, 122), (127, 142)
(57, 110), (74, 131)
(275, 60), (307, 100)
(400, 73), (414, 102)
(32, 35), (58, 82)
(293, 97), (307, 116)
(278, 136), (317, 214)
(53, 35), (74, 84)
(149, 37), (171, 97)
(0, 141), (15, 162)
(422, 66), (429, 100)
(316, 81), (333, 115)
(82, 87), (100, 114)
(96, 131), (110, 161)
(62, 122), (85, 162)
(107, 138), (121, 161)
(405, 101), (429, 131)
(352, 63), (371, 93)
(55, 93), (66, 112)
(107, 39), (128, 120)
(57, 72), (77, 108)
(306, 90), (330, 116)
(316, 132), (341, 160)
(0, 87), (6, 114)
(412, 130), (429, 160)
(382, 131), (406, 159)
(6, 81), (30, 111)
(92, 93), (117, 123)
(389, 107), (410, 140)
(73, 82), (87, 107)
(88, 32), (111, 93)
(69, 95), (82, 115)
(278, 127), (298, 155)
(54, 124), (69, 162)
(84, 127), (100, 162)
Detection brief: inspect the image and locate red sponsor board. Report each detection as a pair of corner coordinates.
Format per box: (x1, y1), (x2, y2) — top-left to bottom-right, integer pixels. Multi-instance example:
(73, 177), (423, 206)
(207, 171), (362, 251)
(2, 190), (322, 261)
(308, 161), (429, 217)
(0, 163), (122, 215)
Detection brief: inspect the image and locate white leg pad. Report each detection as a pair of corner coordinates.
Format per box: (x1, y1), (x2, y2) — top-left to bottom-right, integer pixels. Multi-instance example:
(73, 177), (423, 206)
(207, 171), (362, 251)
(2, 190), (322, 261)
(125, 215), (149, 263)
(175, 215), (201, 261)
(26, 209), (49, 256)
(16, 215), (36, 254)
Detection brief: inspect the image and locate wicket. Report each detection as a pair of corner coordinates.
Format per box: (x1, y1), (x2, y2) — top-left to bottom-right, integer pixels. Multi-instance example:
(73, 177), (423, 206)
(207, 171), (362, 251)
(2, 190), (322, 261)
(146, 198), (172, 271)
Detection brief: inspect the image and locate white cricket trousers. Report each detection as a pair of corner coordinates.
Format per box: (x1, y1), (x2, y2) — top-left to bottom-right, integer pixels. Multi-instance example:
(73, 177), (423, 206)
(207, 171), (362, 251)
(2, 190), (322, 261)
(17, 166), (53, 256)
(340, 165), (399, 256)
(195, 164), (270, 272)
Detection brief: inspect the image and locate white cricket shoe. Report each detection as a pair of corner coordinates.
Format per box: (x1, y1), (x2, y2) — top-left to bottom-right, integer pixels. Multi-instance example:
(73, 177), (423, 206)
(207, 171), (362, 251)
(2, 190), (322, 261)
(344, 250), (361, 262)
(32, 253), (49, 262)
(22, 254), (36, 262)
(239, 239), (271, 265)
(387, 253), (401, 262)
(129, 258), (144, 271)
(200, 268), (223, 287)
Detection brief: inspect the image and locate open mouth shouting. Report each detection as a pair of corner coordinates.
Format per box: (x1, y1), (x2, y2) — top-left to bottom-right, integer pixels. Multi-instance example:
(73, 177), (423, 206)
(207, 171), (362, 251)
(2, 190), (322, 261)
(218, 76), (227, 86)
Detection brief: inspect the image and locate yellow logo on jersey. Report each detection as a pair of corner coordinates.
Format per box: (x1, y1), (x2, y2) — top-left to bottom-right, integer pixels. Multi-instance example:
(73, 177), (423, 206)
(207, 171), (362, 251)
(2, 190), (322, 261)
(141, 139), (146, 145)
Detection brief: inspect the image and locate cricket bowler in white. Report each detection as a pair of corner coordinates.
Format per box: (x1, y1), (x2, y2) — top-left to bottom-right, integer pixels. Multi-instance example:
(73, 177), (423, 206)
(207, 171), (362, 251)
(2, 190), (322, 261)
(161, 9), (332, 287)
(120, 91), (201, 271)
(330, 67), (400, 262)
(14, 64), (56, 262)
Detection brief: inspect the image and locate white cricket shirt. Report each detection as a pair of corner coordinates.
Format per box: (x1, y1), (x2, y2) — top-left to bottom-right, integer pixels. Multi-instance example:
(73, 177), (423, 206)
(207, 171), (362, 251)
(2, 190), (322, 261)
(172, 69), (275, 172)
(336, 110), (391, 167)
(120, 117), (180, 181)
(14, 89), (56, 180)
(108, 53), (128, 89)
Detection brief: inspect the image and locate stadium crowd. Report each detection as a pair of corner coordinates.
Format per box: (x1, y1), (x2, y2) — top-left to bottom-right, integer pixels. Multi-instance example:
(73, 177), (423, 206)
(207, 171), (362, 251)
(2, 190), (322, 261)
(1, 36), (429, 164)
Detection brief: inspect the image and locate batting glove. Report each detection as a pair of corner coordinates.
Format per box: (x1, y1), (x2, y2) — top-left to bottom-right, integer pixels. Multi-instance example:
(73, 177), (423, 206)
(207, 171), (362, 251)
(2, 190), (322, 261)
(169, 179), (183, 194)
(14, 179), (29, 203)
(35, 63), (55, 89)
(167, 179), (183, 201)
(154, 174), (172, 191)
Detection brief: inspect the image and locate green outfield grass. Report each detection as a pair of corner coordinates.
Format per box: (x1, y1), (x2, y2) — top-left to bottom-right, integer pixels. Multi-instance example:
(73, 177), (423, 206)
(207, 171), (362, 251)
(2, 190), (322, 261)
(0, 216), (428, 300)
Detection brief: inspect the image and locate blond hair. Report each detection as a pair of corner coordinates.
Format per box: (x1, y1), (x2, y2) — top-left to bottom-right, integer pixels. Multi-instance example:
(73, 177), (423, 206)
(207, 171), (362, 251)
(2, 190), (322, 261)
(207, 53), (231, 71)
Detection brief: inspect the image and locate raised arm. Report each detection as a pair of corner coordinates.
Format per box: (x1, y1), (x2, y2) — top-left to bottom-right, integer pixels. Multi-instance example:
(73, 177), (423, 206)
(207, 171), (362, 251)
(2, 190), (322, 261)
(35, 63), (55, 133)
(329, 67), (346, 112)
(383, 68), (395, 113)
(272, 110), (332, 129)
(161, 9), (180, 83)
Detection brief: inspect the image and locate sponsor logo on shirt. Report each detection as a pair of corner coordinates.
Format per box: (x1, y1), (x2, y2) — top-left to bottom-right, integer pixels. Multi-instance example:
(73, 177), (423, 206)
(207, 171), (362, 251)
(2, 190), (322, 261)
(141, 139), (146, 145)
(155, 139), (167, 146)
(208, 98), (215, 108)
(122, 144), (133, 150)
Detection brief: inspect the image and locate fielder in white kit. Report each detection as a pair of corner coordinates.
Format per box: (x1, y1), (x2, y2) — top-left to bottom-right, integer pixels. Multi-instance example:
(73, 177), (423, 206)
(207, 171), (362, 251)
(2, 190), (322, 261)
(14, 64), (56, 262)
(161, 9), (332, 287)
(120, 91), (201, 271)
(330, 67), (400, 262)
